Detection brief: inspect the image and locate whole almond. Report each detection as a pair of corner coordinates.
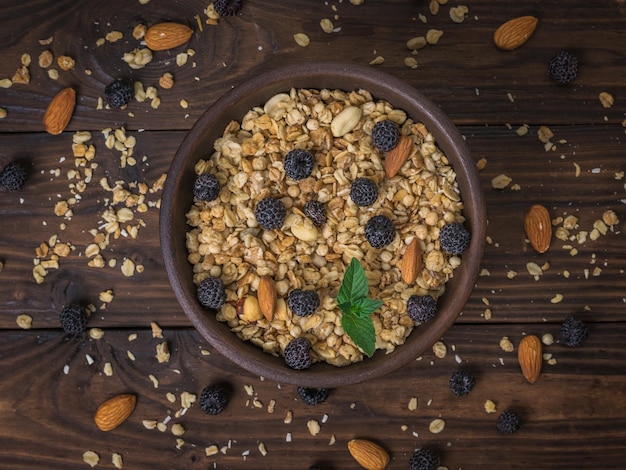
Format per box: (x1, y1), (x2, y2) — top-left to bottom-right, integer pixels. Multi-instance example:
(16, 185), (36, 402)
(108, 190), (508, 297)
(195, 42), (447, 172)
(347, 439), (390, 470)
(518, 335), (542, 384)
(43, 87), (75, 135)
(145, 22), (193, 51)
(94, 394), (137, 431)
(400, 238), (422, 284)
(494, 16), (538, 51)
(258, 276), (277, 321)
(384, 134), (412, 178)
(524, 204), (551, 253)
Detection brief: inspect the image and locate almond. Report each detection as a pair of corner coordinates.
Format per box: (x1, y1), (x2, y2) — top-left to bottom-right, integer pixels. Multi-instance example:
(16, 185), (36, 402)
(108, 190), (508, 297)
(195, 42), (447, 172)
(94, 394), (136, 431)
(347, 439), (390, 470)
(43, 87), (75, 135)
(144, 22), (193, 51)
(384, 134), (412, 178)
(258, 276), (277, 321)
(524, 204), (551, 253)
(400, 238), (422, 284)
(494, 16), (538, 51)
(518, 334), (542, 384)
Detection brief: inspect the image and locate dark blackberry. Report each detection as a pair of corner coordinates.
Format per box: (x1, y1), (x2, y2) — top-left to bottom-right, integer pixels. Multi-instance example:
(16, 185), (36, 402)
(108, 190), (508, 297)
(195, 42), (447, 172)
(288, 289), (320, 317)
(408, 448), (440, 470)
(297, 386), (329, 406)
(350, 177), (379, 207)
(497, 410), (521, 434)
(438, 222), (471, 255)
(364, 215), (395, 249)
(104, 80), (133, 108)
(59, 304), (88, 335)
(371, 120), (400, 152)
(449, 370), (475, 396)
(284, 149), (314, 180)
(193, 174), (221, 202)
(197, 277), (226, 309)
(284, 337), (313, 370)
(213, 0), (242, 16)
(0, 162), (27, 191)
(303, 200), (326, 227)
(561, 315), (588, 347)
(406, 295), (437, 323)
(199, 384), (229, 415)
(548, 50), (578, 84)
(255, 197), (286, 230)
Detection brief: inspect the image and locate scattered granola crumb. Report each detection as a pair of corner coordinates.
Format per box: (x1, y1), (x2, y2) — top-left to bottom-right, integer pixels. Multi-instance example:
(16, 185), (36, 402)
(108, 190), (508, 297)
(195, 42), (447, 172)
(499, 337), (514, 352)
(542, 333), (554, 346)
(429, 418), (445, 434)
(16, 314), (33, 329)
(83, 450), (100, 467)
(484, 399), (497, 414)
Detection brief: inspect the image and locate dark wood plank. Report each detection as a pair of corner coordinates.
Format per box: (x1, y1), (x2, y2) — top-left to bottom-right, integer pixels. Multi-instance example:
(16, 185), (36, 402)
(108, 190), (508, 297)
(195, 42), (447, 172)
(0, 323), (624, 469)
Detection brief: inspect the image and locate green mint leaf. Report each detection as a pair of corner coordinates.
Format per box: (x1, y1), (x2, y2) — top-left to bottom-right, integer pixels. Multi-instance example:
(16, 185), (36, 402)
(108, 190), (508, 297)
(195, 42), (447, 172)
(352, 297), (384, 317)
(341, 312), (376, 357)
(337, 258), (369, 306)
(338, 301), (352, 316)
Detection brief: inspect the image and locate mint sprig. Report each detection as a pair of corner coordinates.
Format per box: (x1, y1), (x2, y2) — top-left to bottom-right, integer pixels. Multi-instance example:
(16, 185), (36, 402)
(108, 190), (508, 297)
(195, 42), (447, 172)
(337, 258), (383, 357)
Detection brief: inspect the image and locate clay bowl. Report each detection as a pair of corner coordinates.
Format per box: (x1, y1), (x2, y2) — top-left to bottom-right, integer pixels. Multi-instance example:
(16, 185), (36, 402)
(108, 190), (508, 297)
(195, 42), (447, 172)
(160, 62), (486, 387)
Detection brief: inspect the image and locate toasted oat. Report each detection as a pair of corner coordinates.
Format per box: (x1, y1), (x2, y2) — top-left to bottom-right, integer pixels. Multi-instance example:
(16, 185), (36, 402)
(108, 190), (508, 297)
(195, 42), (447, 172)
(83, 451), (100, 467)
(429, 418), (445, 433)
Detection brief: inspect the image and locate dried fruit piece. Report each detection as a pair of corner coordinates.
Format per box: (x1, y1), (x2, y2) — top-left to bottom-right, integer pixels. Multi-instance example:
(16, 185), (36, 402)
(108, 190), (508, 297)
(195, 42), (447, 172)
(43, 87), (76, 135)
(384, 134), (412, 178)
(400, 238), (422, 284)
(94, 394), (137, 431)
(493, 16), (538, 51)
(144, 22), (193, 51)
(524, 204), (552, 253)
(518, 335), (542, 384)
(257, 276), (277, 321)
(347, 439), (390, 470)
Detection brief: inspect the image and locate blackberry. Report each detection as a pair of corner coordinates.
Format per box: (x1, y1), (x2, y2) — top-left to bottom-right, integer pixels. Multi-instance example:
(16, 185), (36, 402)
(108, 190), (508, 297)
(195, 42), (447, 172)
(284, 149), (315, 180)
(197, 277), (226, 309)
(561, 315), (588, 347)
(59, 304), (88, 335)
(438, 222), (471, 255)
(255, 197), (286, 230)
(288, 289), (320, 317)
(364, 215), (395, 249)
(371, 120), (400, 152)
(408, 449), (440, 470)
(104, 79), (133, 108)
(406, 295), (437, 323)
(449, 370), (475, 396)
(548, 50), (578, 84)
(213, 0), (242, 16)
(0, 161), (27, 191)
(497, 410), (521, 434)
(199, 384), (229, 415)
(297, 386), (329, 406)
(350, 177), (379, 207)
(303, 200), (326, 227)
(284, 337), (313, 370)
(193, 174), (221, 202)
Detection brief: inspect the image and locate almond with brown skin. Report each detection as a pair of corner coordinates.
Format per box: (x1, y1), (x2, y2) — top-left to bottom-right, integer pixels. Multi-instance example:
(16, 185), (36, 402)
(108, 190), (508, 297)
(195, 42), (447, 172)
(518, 335), (542, 384)
(43, 87), (75, 135)
(494, 16), (538, 51)
(94, 394), (137, 431)
(347, 439), (390, 470)
(400, 238), (422, 284)
(145, 22), (193, 51)
(384, 134), (412, 178)
(257, 276), (277, 321)
(524, 204), (551, 253)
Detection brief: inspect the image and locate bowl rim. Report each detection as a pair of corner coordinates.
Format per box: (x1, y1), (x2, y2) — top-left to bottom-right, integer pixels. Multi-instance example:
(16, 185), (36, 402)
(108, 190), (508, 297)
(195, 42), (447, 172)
(160, 61), (486, 387)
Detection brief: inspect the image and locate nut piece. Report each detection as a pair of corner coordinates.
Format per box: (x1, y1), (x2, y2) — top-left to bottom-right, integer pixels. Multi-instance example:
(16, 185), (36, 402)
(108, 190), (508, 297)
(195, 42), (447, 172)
(144, 22), (193, 51)
(43, 87), (76, 135)
(384, 134), (412, 178)
(493, 16), (538, 51)
(347, 439), (390, 470)
(400, 238), (422, 284)
(330, 106), (362, 137)
(257, 276), (277, 321)
(94, 394), (137, 431)
(518, 335), (542, 384)
(237, 296), (263, 322)
(524, 204), (552, 253)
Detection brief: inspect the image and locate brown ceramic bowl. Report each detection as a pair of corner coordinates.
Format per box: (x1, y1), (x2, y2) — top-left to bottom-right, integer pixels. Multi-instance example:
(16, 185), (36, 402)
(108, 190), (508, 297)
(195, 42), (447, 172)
(160, 62), (486, 387)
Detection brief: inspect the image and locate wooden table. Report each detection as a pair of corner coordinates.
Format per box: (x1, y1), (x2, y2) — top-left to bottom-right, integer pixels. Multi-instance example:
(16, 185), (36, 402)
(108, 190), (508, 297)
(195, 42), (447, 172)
(1, 1), (625, 468)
